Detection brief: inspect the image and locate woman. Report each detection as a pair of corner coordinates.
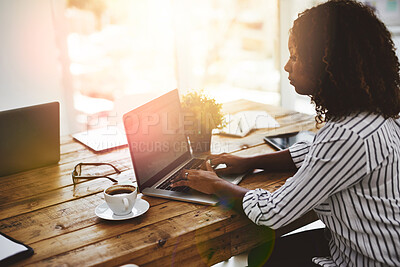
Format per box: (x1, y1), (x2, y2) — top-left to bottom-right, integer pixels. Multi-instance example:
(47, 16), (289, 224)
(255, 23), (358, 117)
(172, 0), (400, 266)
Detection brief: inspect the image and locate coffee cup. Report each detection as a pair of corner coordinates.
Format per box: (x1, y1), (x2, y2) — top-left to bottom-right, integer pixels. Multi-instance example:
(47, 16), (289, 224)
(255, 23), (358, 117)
(104, 185), (137, 215)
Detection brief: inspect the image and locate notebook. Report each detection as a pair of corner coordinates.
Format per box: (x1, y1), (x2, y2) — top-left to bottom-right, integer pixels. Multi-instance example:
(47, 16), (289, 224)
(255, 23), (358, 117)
(214, 110), (280, 137)
(0, 232), (34, 265)
(123, 89), (247, 205)
(72, 93), (161, 152)
(0, 102), (60, 177)
(72, 127), (128, 152)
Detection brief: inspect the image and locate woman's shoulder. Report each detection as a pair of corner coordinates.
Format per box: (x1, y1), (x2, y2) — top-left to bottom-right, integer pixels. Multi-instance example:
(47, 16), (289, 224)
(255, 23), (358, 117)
(324, 112), (389, 139)
(312, 112), (394, 149)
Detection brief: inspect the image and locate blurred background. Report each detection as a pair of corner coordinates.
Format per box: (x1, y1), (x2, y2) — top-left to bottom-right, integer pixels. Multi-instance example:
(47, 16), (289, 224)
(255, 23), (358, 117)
(0, 0), (399, 135)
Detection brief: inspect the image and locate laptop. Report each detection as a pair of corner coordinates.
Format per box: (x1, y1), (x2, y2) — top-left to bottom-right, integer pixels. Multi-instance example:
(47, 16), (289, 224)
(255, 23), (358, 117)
(0, 102), (60, 177)
(123, 89), (246, 205)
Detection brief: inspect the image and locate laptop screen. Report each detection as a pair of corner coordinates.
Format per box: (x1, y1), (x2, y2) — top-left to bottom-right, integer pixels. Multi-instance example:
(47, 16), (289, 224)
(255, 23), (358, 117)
(123, 90), (191, 187)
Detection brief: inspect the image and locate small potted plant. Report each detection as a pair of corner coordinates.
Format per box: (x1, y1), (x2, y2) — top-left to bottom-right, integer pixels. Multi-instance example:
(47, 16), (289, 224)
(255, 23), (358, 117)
(181, 90), (225, 153)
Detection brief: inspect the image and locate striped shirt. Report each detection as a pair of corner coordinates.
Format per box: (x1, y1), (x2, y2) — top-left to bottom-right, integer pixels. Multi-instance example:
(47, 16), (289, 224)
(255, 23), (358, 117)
(243, 112), (400, 266)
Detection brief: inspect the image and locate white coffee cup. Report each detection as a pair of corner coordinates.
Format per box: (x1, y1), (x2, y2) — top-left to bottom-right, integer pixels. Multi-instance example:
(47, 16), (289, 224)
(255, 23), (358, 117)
(104, 185), (137, 215)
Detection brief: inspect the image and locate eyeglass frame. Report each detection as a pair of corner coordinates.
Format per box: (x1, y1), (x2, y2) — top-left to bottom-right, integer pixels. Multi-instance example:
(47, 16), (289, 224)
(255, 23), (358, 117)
(72, 163), (121, 185)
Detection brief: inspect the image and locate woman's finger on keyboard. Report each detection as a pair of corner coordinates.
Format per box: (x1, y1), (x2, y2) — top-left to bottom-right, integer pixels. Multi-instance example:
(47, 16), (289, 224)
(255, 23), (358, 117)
(207, 154), (228, 167)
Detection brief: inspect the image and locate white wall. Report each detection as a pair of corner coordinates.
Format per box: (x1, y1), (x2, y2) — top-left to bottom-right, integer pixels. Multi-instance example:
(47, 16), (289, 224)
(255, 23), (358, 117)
(0, 0), (73, 134)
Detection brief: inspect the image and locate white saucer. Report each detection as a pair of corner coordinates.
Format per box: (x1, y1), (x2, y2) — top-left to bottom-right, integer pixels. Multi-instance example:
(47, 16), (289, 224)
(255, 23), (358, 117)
(95, 198), (150, 220)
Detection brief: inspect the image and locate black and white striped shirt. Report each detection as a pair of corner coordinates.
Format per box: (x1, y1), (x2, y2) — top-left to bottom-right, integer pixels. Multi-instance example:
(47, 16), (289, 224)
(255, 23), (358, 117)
(243, 112), (400, 266)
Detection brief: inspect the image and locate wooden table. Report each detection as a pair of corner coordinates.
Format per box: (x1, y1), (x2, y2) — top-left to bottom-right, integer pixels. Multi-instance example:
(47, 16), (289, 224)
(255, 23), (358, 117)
(0, 100), (318, 266)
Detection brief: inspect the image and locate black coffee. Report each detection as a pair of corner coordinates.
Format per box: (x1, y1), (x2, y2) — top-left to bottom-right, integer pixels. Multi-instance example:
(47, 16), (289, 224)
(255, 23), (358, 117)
(106, 186), (135, 196)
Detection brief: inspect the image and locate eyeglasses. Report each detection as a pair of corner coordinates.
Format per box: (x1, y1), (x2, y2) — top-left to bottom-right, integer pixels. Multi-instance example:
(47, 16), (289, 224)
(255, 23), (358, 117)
(72, 163), (121, 185)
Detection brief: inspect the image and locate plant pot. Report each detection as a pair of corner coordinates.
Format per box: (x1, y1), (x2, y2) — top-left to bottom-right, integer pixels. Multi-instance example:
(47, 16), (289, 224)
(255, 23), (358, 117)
(188, 133), (212, 154)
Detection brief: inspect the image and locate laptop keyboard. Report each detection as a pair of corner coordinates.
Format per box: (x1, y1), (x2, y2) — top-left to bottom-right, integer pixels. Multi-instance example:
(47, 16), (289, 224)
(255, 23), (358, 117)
(157, 158), (204, 193)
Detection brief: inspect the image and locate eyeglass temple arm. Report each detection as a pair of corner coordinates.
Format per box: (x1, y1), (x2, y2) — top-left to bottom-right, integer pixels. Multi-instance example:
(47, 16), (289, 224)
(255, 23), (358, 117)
(78, 163), (121, 173)
(73, 176), (118, 183)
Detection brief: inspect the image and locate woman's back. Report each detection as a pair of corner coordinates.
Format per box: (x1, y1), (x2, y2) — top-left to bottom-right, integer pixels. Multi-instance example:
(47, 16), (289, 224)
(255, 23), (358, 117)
(312, 113), (400, 266)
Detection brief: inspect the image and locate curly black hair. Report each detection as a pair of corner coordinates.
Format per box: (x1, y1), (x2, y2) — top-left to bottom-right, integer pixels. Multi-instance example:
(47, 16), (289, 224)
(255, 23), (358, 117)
(291, 0), (400, 124)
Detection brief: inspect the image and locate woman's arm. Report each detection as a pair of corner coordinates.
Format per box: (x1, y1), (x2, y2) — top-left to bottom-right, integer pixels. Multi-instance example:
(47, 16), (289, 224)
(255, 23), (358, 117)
(209, 149), (297, 176)
(246, 149), (297, 171)
(171, 148), (300, 213)
(171, 161), (250, 213)
(244, 125), (368, 229)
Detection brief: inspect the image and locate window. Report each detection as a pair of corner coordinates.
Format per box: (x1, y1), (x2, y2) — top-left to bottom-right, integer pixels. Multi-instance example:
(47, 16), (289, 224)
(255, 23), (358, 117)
(64, 0), (280, 131)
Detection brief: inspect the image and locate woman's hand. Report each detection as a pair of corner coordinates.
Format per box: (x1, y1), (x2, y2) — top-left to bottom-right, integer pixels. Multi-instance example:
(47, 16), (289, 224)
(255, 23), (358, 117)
(206, 153), (253, 175)
(171, 160), (230, 195)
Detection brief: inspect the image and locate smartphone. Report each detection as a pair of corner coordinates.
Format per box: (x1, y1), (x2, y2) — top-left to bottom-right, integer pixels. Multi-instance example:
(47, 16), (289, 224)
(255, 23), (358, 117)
(264, 131), (315, 150)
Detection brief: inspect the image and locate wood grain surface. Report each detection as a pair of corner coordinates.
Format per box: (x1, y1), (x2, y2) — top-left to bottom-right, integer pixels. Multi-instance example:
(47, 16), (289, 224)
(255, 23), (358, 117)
(0, 100), (318, 266)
